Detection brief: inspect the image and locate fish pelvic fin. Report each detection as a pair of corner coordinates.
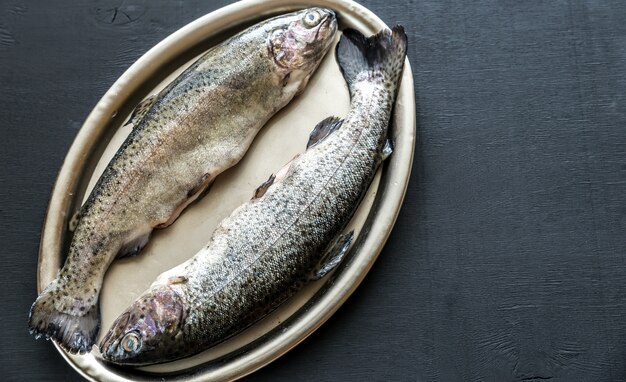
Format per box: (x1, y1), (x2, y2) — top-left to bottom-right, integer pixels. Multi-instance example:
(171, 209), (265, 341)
(312, 230), (354, 280)
(116, 231), (152, 259)
(336, 26), (408, 98)
(126, 94), (157, 128)
(28, 283), (100, 354)
(253, 174), (276, 199)
(382, 138), (394, 161)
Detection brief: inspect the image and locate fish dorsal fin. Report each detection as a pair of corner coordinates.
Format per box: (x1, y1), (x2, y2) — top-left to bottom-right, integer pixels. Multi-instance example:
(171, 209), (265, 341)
(307, 117), (343, 149)
(126, 94), (157, 127)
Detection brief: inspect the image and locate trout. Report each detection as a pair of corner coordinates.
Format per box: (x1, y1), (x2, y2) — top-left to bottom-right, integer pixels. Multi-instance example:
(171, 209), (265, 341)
(29, 8), (338, 353)
(99, 26), (407, 365)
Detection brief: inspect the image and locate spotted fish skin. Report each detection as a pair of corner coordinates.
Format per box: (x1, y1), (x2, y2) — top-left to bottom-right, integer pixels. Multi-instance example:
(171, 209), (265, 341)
(28, 8), (338, 354)
(99, 26), (407, 366)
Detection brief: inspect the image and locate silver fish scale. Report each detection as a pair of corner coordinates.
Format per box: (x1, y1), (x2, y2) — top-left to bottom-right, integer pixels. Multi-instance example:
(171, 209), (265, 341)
(174, 82), (395, 350)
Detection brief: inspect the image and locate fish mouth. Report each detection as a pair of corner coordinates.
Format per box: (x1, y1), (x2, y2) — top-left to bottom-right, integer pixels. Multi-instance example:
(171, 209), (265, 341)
(314, 11), (337, 42)
(98, 312), (130, 360)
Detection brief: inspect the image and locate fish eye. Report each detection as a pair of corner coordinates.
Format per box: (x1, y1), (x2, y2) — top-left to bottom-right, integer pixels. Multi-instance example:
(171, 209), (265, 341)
(121, 331), (141, 353)
(302, 11), (322, 28)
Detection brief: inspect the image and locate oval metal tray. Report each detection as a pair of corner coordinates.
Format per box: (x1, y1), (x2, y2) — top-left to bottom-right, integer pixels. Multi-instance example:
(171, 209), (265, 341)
(36, 0), (415, 380)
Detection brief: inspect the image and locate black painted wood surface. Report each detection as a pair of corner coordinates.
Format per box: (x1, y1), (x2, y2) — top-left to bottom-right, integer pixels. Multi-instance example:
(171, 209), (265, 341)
(2, 1), (626, 381)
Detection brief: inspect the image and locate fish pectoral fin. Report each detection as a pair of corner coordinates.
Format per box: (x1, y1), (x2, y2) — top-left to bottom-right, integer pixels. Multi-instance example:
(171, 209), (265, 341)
(382, 138), (394, 161)
(194, 177), (216, 202)
(253, 174), (276, 199)
(125, 94), (157, 128)
(187, 173), (214, 199)
(117, 232), (152, 259)
(312, 230), (355, 280)
(156, 174), (215, 230)
(306, 117), (344, 149)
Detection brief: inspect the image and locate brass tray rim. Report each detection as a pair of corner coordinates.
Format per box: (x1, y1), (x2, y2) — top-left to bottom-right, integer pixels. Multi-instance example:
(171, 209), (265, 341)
(36, 0), (416, 380)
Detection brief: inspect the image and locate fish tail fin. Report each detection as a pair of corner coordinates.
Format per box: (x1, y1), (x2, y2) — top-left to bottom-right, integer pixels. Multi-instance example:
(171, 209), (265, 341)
(28, 283), (99, 354)
(336, 26), (408, 98)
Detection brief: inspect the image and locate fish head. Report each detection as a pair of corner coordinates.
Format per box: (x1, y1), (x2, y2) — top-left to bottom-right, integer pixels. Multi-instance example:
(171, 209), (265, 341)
(99, 285), (186, 365)
(267, 8), (338, 91)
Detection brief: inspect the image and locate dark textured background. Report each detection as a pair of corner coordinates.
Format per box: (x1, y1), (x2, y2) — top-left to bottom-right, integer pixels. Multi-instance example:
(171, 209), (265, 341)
(2, 0), (626, 381)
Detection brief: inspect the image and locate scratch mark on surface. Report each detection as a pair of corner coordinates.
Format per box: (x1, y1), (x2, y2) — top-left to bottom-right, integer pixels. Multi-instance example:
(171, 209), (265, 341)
(7, 2), (27, 16)
(108, 7), (133, 24)
(498, 304), (539, 311)
(0, 25), (15, 50)
(478, 326), (598, 380)
(92, 1), (145, 26)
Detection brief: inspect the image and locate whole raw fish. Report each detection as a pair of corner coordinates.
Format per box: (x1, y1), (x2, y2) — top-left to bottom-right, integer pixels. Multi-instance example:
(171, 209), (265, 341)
(99, 26), (407, 365)
(29, 8), (338, 353)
